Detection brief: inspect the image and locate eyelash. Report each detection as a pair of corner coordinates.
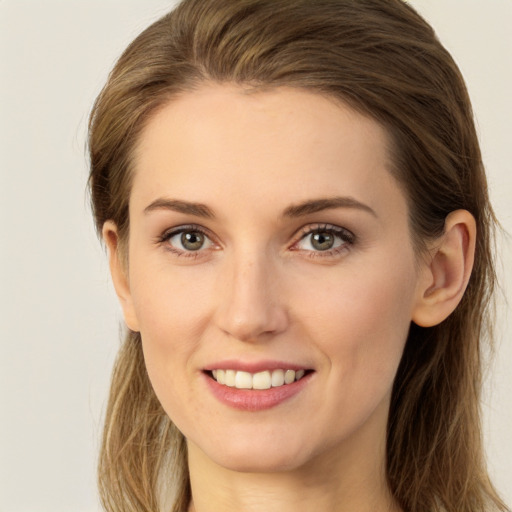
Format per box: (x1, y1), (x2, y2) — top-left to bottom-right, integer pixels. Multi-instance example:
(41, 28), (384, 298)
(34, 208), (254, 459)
(157, 224), (216, 259)
(291, 223), (355, 259)
(157, 223), (356, 260)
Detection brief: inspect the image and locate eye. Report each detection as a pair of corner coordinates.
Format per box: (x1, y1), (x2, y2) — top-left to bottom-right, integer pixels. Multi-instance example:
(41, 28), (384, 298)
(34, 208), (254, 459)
(293, 224), (354, 254)
(176, 231), (208, 251)
(159, 225), (216, 255)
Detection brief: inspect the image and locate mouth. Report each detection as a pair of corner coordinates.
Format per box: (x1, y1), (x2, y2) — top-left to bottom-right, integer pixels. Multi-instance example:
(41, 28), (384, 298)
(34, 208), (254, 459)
(206, 368), (313, 390)
(203, 361), (315, 410)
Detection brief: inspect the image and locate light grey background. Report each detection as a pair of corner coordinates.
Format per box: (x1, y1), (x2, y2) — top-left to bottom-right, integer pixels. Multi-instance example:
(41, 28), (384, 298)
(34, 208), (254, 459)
(1, 1), (510, 511)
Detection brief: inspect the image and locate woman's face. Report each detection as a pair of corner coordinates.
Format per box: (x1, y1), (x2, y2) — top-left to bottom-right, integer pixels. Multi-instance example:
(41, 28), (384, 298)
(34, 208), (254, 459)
(115, 84), (428, 473)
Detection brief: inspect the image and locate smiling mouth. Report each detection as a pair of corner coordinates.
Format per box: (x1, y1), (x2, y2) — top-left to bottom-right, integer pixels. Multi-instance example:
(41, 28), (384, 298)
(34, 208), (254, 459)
(207, 369), (312, 390)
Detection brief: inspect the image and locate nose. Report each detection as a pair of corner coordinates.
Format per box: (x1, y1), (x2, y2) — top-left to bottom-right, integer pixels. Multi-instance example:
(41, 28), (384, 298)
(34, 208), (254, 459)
(214, 252), (289, 342)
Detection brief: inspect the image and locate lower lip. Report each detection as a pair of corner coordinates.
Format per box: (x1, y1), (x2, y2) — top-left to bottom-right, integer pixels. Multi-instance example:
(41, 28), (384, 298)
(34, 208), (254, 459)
(203, 372), (313, 411)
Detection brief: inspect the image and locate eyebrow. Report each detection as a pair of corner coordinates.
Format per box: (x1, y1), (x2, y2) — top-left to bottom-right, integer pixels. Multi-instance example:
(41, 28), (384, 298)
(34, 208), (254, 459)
(143, 198), (214, 218)
(282, 196), (377, 218)
(143, 195), (377, 219)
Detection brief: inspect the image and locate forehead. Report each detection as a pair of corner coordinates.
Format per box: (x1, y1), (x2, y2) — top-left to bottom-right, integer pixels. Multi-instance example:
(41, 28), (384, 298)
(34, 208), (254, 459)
(131, 84), (405, 222)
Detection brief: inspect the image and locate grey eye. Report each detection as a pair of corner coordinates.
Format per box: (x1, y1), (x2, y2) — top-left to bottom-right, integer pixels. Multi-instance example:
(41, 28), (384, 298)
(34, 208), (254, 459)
(165, 229), (214, 252)
(296, 226), (352, 253)
(310, 232), (335, 251)
(180, 231), (205, 251)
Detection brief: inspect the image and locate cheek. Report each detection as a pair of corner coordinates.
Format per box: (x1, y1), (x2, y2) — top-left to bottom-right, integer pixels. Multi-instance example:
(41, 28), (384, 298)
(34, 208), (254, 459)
(132, 287), (205, 430)
(127, 260), (214, 412)
(129, 258), (213, 349)
(296, 258), (417, 388)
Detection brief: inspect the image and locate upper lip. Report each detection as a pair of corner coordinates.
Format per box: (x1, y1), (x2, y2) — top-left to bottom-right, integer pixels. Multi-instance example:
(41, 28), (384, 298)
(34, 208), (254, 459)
(203, 360), (312, 373)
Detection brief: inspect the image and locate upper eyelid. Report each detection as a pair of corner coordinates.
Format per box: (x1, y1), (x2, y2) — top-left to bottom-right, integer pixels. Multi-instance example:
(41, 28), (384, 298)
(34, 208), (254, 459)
(289, 223), (355, 252)
(157, 222), (355, 250)
(157, 224), (219, 252)
(157, 225), (218, 258)
(294, 223), (355, 240)
(161, 224), (214, 240)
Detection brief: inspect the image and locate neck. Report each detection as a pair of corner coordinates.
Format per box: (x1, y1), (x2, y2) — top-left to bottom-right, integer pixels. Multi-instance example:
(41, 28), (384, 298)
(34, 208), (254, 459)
(186, 406), (400, 512)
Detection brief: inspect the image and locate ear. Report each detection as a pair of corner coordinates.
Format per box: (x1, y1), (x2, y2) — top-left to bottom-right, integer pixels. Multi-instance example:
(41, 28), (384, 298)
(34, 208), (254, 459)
(102, 220), (140, 332)
(412, 210), (476, 327)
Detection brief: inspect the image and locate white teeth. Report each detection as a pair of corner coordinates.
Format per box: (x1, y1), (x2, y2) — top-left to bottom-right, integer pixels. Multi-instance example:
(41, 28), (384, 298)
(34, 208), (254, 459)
(211, 368), (307, 389)
(252, 371), (271, 390)
(284, 369), (296, 384)
(235, 371), (253, 389)
(271, 369), (285, 387)
(225, 370), (236, 387)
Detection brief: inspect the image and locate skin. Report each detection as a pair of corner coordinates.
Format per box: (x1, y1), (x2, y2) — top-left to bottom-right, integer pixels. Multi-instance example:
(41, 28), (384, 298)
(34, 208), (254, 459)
(104, 84), (476, 512)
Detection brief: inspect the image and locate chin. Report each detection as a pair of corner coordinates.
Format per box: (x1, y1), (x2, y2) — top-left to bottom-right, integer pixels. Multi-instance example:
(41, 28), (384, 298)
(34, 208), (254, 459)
(196, 431), (317, 473)
(216, 451), (307, 474)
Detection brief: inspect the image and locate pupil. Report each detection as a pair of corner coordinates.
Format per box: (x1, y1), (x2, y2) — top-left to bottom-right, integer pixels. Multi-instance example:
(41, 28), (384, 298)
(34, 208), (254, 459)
(312, 232), (334, 251)
(181, 231), (204, 251)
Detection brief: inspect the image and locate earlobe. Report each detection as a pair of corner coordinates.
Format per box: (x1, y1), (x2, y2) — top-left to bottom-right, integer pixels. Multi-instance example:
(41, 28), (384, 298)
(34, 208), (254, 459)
(412, 210), (476, 327)
(102, 221), (140, 332)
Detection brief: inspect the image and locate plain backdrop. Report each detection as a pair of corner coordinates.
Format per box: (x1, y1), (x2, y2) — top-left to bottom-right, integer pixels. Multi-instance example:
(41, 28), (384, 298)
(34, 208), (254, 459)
(0, 1), (510, 511)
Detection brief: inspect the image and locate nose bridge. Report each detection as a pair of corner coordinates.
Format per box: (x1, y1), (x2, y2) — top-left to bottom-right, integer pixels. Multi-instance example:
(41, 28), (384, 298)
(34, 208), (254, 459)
(215, 247), (287, 341)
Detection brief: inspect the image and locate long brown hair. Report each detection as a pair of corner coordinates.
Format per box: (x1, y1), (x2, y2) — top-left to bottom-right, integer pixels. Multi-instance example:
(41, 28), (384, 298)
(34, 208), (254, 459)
(88, 1), (508, 511)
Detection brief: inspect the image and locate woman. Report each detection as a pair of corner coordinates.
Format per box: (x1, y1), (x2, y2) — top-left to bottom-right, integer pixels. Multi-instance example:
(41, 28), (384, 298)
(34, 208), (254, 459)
(88, 0), (509, 511)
